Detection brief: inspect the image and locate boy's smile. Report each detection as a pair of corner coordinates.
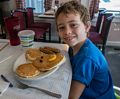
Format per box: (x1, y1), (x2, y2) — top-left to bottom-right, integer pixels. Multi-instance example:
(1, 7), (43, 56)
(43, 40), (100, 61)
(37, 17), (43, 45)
(57, 12), (89, 47)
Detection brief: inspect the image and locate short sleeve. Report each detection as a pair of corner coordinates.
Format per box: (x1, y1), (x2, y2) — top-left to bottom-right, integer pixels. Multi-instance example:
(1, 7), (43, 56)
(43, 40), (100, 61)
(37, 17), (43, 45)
(72, 57), (97, 86)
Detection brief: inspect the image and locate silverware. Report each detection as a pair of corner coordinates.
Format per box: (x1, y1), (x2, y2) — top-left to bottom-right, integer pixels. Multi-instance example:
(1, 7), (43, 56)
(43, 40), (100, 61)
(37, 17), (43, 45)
(1, 74), (13, 87)
(0, 75), (62, 98)
(18, 81), (62, 98)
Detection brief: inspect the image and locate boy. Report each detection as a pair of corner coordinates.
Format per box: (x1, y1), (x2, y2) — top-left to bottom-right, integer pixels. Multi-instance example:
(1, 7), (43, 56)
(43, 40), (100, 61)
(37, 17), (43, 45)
(55, 1), (116, 99)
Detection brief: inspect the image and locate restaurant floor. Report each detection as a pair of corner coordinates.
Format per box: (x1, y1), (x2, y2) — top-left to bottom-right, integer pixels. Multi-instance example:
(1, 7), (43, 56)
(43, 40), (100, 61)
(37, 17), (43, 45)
(105, 46), (120, 95)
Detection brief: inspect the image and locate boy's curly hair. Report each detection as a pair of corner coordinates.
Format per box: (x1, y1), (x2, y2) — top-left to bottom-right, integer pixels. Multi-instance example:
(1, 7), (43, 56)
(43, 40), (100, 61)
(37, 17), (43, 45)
(55, 0), (90, 25)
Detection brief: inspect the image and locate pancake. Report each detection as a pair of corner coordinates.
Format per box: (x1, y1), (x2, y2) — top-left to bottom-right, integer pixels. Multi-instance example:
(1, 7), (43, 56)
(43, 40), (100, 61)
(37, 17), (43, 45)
(25, 48), (44, 61)
(39, 47), (54, 54)
(16, 63), (40, 78)
(44, 46), (60, 53)
(32, 53), (64, 72)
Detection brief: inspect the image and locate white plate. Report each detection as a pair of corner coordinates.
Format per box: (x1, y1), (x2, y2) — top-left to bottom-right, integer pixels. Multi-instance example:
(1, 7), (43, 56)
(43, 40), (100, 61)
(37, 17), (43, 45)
(13, 53), (66, 81)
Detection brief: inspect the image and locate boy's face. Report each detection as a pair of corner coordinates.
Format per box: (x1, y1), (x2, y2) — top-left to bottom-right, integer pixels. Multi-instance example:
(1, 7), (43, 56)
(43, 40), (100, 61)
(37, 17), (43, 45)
(56, 12), (90, 47)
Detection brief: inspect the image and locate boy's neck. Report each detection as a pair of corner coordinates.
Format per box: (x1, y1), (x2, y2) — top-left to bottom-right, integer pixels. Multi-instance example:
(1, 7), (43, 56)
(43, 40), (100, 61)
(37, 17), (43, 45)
(72, 39), (86, 55)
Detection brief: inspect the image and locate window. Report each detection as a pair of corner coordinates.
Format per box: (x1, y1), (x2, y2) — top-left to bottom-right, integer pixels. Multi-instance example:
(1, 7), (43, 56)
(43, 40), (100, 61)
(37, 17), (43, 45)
(99, 0), (120, 16)
(25, 0), (45, 14)
(100, 0), (120, 10)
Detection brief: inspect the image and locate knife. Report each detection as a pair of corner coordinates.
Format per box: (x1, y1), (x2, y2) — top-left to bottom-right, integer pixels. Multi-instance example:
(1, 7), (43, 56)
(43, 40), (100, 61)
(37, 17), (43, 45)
(1, 75), (13, 87)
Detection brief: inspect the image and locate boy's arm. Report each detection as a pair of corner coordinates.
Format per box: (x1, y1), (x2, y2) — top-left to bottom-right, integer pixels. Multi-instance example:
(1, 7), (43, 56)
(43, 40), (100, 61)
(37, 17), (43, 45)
(69, 80), (85, 99)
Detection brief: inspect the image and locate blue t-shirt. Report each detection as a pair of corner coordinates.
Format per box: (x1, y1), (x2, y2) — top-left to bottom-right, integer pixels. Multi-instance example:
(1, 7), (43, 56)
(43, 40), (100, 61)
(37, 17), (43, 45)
(69, 39), (115, 99)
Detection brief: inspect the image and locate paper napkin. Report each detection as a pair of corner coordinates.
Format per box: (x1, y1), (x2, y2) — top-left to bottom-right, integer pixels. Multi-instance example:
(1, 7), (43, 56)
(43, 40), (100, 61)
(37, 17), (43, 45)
(0, 79), (10, 96)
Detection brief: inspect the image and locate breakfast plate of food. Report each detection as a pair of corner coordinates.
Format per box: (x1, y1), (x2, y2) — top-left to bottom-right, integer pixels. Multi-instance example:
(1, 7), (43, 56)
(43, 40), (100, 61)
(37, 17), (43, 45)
(13, 46), (66, 81)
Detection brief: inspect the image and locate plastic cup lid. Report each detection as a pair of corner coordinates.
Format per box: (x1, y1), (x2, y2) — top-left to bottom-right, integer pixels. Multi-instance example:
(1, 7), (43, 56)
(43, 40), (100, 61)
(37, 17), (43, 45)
(18, 30), (35, 37)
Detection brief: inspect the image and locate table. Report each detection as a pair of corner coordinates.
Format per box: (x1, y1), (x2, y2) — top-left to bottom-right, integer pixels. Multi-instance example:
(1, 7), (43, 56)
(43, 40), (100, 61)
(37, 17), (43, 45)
(38, 14), (55, 19)
(37, 10), (55, 19)
(0, 39), (72, 99)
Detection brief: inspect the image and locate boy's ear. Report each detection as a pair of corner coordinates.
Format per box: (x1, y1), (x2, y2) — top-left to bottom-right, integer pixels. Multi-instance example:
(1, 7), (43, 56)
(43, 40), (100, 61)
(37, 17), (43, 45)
(85, 21), (91, 33)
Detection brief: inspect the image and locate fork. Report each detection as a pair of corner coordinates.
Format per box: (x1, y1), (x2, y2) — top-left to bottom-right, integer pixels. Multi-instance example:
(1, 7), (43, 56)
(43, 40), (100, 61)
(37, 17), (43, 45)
(18, 81), (62, 98)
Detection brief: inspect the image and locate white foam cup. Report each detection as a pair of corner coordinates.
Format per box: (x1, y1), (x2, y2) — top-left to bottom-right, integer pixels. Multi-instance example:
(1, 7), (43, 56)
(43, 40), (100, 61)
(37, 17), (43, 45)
(18, 30), (35, 47)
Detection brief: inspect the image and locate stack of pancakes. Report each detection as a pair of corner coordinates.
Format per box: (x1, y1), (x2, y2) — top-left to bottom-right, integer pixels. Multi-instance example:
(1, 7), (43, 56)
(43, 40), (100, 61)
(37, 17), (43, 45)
(16, 47), (65, 78)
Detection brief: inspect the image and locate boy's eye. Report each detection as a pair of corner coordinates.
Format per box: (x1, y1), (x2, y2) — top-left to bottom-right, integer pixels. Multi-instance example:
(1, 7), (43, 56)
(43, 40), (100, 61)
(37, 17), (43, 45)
(71, 23), (79, 28)
(58, 26), (65, 31)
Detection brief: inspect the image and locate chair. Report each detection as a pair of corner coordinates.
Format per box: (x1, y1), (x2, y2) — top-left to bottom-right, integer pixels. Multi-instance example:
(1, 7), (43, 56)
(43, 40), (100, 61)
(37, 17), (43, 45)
(88, 13), (114, 55)
(26, 7), (51, 42)
(90, 9), (107, 33)
(11, 9), (47, 41)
